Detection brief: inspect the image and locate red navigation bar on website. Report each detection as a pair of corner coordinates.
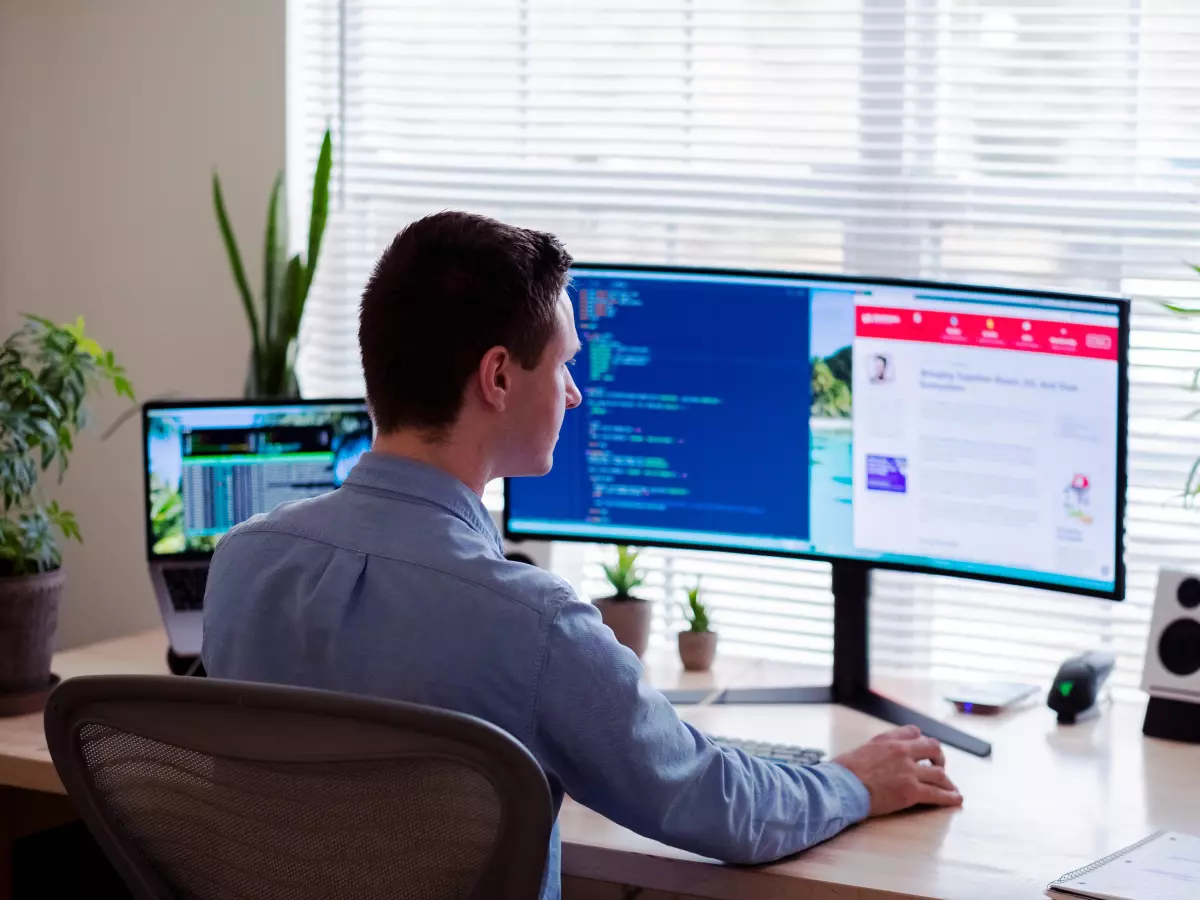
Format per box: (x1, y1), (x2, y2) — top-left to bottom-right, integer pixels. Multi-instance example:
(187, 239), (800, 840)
(855, 305), (1119, 361)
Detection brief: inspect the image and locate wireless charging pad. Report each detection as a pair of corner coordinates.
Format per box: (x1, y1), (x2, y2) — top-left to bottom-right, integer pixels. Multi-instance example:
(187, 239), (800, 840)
(943, 681), (1038, 715)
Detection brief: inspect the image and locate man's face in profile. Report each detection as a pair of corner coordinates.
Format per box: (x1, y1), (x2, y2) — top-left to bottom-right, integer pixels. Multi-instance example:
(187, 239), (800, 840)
(500, 291), (584, 477)
(874, 356), (887, 380)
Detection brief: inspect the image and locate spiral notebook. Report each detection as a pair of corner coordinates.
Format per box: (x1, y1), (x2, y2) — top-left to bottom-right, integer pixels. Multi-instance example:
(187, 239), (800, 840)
(1046, 831), (1200, 900)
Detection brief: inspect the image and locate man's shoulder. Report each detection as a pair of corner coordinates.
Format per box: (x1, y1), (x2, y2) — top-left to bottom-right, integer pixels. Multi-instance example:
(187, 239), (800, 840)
(212, 495), (330, 554)
(432, 549), (576, 619)
(473, 556), (577, 614)
(212, 495), (577, 616)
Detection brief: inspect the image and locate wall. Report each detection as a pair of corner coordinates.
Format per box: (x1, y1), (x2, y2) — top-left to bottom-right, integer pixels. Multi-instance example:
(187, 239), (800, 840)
(0, 0), (285, 648)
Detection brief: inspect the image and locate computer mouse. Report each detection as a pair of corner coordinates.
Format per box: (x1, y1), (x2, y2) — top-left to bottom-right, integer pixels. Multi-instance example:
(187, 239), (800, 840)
(1047, 651), (1115, 724)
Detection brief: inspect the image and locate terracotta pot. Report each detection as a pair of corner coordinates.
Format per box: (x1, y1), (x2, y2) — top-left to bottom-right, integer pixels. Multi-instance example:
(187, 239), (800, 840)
(0, 568), (64, 695)
(593, 596), (651, 657)
(677, 630), (718, 672)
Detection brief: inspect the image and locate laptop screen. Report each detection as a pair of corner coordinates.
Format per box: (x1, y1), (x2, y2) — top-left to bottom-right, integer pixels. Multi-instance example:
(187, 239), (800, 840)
(143, 400), (372, 559)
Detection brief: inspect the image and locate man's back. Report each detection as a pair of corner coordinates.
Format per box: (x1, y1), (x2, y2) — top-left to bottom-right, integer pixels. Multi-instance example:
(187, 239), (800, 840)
(203, 454), (560, 746)
(203, 453), (870, 900)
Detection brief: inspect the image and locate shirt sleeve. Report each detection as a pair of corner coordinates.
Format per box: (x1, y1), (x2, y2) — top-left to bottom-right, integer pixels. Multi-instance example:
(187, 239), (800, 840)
(530, 596), (870, 865)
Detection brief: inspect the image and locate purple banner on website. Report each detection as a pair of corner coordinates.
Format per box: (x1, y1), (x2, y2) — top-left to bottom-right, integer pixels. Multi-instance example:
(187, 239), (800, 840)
(866, 455), (907, 493)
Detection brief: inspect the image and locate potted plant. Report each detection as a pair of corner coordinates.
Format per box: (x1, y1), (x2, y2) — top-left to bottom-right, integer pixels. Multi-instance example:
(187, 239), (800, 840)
(0, 316), (133, 714)
(213, 127), (333, 398)
(594, 545), (651, 657)
(678, 579), (718, 672)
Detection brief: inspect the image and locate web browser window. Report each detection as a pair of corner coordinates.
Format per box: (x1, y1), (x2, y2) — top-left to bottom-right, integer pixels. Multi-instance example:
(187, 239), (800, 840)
(852, 292), (1120, 589)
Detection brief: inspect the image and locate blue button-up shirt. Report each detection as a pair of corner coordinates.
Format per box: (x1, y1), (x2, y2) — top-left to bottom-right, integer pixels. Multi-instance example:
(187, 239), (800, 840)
(202, 452), (870, 900)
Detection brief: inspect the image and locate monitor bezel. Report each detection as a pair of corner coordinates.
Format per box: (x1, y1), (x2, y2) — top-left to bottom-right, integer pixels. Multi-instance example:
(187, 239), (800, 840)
(141, 397), (370, 563)
(504, 263), (1130, 602)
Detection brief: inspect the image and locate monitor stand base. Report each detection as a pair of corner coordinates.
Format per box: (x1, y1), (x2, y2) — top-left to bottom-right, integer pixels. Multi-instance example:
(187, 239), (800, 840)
(707, 684), (991, 758)
(661, 561), (992, 759)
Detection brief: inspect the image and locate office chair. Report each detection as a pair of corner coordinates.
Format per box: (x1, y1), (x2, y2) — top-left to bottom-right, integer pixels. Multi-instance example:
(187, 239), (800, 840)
(44, 675), (553, 900)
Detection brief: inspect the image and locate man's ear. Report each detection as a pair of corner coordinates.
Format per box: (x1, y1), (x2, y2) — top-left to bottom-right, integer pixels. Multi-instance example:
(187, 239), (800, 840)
(477, 346), (511, 412)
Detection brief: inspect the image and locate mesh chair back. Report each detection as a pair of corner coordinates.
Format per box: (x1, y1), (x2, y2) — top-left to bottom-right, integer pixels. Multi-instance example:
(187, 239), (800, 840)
(44, 676), (553, 900)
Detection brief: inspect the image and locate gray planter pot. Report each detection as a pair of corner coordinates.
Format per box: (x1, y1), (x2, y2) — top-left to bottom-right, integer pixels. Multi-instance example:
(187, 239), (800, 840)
(593, 595), (651, 657)
(0, 568), (64, 696)
(678, 630), (718, 672)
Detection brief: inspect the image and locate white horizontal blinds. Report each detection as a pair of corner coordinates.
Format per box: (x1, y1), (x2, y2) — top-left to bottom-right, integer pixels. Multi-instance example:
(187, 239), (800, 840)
(294, 0), (1200, 690)
(1114, 292), (1200, 690)
(292, 0), (347, 396)
(293, 0), (874, 397)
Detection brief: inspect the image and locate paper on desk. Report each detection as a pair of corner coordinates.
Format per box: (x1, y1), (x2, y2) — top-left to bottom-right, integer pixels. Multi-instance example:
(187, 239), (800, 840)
(1047, 831), (1200, 900)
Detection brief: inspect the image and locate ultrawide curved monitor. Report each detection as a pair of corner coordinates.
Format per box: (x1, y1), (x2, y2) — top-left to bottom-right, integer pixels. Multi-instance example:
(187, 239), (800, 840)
(505, 265), (1128, 600)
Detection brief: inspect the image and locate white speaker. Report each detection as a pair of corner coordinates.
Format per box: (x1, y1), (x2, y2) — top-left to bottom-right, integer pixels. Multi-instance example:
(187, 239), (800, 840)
(1140, 568), (1200, 742)
(490, 508), (554, 570)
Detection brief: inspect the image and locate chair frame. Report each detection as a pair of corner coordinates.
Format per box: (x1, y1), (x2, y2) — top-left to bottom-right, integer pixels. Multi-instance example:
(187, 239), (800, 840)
(44, 675), (554, 900)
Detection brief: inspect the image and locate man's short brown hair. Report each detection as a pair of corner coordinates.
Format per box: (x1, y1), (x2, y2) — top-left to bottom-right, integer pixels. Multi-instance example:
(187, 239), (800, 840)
(358, 211), (573, 433)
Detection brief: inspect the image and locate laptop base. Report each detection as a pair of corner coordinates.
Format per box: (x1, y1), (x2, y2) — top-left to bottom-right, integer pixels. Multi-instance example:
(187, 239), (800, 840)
(166, 648), (206, 677)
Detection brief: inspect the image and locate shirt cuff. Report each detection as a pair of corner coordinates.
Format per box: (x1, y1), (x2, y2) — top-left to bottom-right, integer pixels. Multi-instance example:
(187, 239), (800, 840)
(818, 761), (871, 824)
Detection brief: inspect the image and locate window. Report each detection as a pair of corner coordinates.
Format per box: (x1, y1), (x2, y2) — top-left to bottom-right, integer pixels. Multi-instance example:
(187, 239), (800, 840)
(291, 0), (1200, 692)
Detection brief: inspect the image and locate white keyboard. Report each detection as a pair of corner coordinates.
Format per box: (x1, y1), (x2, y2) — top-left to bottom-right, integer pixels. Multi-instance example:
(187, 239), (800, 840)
(713, 736), (825, 767)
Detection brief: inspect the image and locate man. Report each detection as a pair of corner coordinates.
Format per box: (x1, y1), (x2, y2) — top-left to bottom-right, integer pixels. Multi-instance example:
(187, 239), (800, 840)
(203, 211), (961, 900)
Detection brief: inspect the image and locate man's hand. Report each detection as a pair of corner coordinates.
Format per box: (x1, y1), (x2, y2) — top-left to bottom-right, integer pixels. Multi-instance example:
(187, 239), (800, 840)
(833, 725), (963, 817)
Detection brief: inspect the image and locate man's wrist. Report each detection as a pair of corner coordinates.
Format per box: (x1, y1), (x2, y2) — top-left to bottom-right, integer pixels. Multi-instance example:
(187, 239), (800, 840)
(819, 761), (872, 823)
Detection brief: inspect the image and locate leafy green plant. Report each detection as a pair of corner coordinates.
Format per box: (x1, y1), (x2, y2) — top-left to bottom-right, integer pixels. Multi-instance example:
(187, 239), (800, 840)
(213, 127), (333, 397)
(602, 545), (646, 599)
(682, 579), (711, 633)
(0, 316), (133, 575)
(1161, 264), (1200, 320)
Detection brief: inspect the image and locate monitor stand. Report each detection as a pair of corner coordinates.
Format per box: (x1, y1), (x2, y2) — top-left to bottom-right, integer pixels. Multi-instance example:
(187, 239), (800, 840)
(694, 561), (992, 758)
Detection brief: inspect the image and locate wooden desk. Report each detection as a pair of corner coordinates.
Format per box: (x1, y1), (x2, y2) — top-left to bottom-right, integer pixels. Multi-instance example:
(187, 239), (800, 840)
(562, 665), (1200, 900)
(1, 632), (1197, 900)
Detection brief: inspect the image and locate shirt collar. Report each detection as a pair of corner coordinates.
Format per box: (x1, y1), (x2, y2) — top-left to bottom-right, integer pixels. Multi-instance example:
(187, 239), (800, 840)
(343, 452), (503, 553)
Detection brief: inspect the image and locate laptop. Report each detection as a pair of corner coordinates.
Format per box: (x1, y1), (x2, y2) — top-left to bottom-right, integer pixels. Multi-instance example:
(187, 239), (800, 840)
(142, 398), (373, 657)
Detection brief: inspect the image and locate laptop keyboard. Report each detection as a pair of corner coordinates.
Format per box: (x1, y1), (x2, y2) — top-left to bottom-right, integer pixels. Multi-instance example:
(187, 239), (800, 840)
(163, 567), (208, 611)
(713, 736), (825, 768)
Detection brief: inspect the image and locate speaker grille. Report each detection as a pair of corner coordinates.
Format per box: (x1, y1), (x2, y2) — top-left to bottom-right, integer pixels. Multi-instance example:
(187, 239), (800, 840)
(1158, 618), (1200, 677)
(1178, 577), (1200, 610)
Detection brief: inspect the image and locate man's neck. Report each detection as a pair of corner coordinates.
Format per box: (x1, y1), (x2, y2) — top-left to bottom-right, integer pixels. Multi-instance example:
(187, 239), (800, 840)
(372, 429), (491, 497)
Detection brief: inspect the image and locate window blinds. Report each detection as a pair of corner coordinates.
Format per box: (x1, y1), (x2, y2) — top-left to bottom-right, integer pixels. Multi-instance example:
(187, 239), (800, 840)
(291, 0), (1200, 692)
